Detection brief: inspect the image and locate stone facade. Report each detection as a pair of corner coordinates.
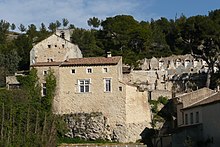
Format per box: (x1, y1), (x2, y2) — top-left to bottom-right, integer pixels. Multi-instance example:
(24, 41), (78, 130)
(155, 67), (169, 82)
(173, 91), (220, 147)
(124, 54), (212, 101)
(31, 32), (151, 143)
(30, 31), (82, 65)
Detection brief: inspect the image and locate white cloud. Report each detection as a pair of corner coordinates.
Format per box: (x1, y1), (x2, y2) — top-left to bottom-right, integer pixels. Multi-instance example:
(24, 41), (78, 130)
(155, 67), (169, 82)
(0, 0), (156, 29)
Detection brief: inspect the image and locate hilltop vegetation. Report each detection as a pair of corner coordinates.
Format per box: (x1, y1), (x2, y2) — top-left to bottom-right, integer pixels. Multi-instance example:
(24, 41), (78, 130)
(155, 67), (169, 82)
(0, 9), (220, 145)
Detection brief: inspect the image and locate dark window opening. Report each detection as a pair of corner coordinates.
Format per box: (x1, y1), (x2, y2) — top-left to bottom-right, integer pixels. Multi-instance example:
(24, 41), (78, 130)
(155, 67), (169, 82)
(61, 32), (65, 39)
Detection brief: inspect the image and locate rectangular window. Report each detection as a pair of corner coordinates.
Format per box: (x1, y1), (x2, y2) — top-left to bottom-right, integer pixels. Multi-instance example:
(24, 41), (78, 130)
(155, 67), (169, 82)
(190, 112), (194, 124)
(196, 112), (199, 123)
(119, 86), (122, 91)
(104, 78), (111, 92)
(87, 68), (92, 73)
(185, 113), (188, 125)
(103, 67), (108, 73)
(42, 83), (46, 96)
(78, 79), (90, 93)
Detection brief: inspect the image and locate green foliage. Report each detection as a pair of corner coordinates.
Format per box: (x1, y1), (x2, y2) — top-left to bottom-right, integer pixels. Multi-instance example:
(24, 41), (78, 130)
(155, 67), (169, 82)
(149, 96), (168, 128)
(42, 69), (57, 112)
(0, 68), (62, 146)
(58, 136), (113, 145)
(87, 17), (101, 28)
(71, 28), (105, 57)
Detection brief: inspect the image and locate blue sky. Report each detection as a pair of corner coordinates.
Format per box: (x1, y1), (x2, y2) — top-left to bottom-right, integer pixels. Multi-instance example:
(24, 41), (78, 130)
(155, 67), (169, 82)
(0, 0), (219, 29)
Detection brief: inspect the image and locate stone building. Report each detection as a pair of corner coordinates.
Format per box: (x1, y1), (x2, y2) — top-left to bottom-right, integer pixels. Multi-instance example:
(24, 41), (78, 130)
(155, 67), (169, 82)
(172, 88), (220, 147)
(30, 30), (151, 143)
(124, 54), (212, 101)
(30, 31), (82, 65)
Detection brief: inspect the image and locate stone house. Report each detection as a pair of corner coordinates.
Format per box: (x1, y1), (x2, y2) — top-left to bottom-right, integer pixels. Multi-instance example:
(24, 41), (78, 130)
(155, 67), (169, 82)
(30, 31), (82, 65)
(30, 30), (151, 143)
(172, 90), (220, 147)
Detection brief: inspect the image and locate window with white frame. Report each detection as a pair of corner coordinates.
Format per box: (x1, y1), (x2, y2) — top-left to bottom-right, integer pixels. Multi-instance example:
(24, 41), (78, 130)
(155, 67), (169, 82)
(42, 83), (46, 96)
(87, 68), (92, 73)
(78, 79), (90, 93)
(104, 78), (111, 92)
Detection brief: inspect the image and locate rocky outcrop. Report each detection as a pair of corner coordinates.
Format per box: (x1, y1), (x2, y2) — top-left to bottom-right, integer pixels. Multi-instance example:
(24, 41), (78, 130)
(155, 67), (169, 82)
(64, 112), (118, 141)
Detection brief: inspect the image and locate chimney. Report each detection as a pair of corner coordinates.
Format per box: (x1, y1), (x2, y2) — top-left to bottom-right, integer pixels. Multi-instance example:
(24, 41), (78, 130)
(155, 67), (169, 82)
(106, 51), (112, 58)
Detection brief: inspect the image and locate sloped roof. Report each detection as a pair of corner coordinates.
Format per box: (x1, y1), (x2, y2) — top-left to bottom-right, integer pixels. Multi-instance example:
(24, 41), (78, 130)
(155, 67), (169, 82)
(183, 92), (220, 110)
(31, 62), (62, 67)
(61, 56), (121, 66)
(31, 56), (121, 67)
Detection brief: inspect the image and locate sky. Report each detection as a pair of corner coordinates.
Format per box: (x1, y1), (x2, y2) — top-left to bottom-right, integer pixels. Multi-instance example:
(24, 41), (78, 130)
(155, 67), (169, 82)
(0, 0), (219, 29)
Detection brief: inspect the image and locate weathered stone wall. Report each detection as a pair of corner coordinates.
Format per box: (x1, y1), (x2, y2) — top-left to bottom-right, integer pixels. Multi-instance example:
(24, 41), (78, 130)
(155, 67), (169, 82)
(30, 34), (82, 65)
(64, 112), (118, 141)
(151, 90), (172, 100)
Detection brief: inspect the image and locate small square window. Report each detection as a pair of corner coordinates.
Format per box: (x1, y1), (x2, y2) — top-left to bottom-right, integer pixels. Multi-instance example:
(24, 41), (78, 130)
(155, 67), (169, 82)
(43, 70), (47, 75)
(55, 45), (57, 47)
(87, 68), (92, 73)
(48, 45), (51, 48)
(71, 69), (75, 74)
(103, 68), (108, 73)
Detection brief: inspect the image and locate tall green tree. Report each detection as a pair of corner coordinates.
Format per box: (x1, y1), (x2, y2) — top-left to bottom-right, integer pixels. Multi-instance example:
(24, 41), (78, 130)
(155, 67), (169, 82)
(56, 20), (61, 28)
(180, 15), (220, 88)
(62, 18), (69, 28)
(18, 24), (26, 33)
(87, 17), (101, 28)
(48, 22), (57, 32)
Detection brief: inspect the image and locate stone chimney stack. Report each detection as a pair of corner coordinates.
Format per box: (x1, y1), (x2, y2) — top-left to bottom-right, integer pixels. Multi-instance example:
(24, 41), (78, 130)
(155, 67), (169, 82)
(106, 51), (112, 58)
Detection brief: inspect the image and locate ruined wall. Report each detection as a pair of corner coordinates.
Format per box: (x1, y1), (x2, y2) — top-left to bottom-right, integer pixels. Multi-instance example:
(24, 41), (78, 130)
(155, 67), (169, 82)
(30, 34), (82, 65)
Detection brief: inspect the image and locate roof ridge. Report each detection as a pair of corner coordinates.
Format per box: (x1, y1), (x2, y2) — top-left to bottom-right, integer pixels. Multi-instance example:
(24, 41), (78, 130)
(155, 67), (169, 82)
(184, 92), (218, 109)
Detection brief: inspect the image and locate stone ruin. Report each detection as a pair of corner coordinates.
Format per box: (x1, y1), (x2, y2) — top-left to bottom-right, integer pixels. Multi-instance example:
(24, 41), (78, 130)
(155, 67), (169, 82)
(123, 54), (215, 100)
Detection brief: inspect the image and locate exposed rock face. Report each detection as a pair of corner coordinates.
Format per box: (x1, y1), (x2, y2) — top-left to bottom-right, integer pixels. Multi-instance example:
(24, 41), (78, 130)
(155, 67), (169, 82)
(64, 112), (118, 141)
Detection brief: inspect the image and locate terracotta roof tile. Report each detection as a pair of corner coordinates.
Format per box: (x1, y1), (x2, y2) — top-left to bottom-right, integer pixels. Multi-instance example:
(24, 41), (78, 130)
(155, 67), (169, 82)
(31, 62), (62, 67)
(61, 56), (121, 66)
(31, 56), (121, 67)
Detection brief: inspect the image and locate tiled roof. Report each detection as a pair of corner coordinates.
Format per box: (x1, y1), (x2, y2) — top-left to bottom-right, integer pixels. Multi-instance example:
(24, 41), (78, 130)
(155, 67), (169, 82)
(183, 91), (220, 110)
(61, 56), (121, 66)
(31, 56), (121, 67)
(31, 62), (62, 67)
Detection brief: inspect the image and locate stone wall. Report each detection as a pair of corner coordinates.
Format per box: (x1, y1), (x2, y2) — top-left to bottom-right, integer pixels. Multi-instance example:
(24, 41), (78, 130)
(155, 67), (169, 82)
(30, 34), (82, 65)
(64, 112), (118, 141)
